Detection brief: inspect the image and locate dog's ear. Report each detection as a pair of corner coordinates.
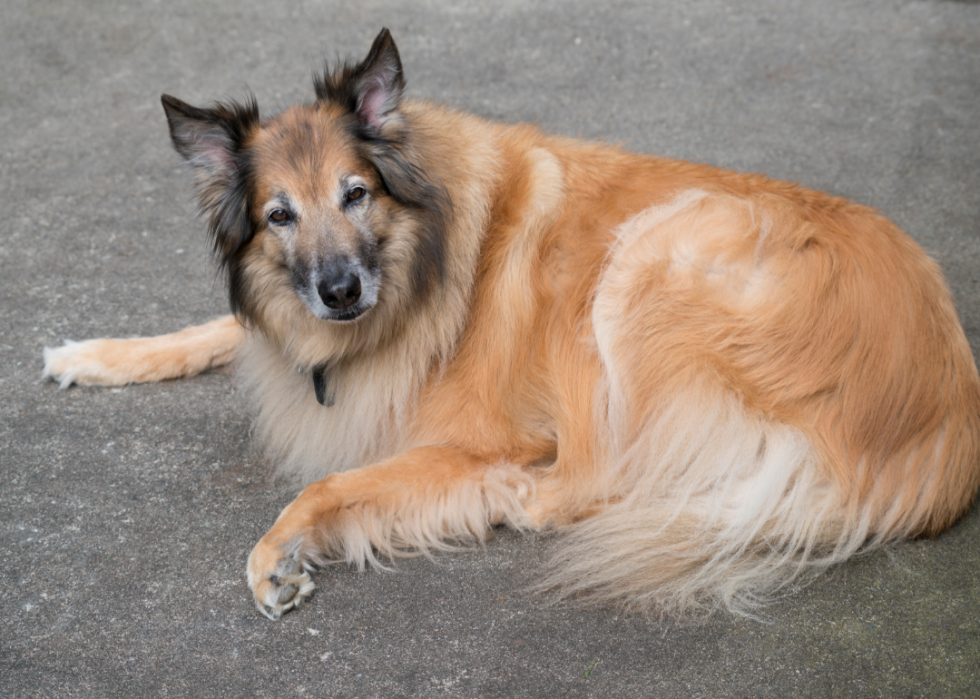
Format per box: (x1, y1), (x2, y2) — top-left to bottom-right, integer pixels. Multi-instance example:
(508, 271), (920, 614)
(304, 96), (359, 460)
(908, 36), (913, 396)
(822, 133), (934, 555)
(315, 28), (405, 132)
(161, 94), (259, 258)
(352, 28), (404, 129)
(161, 94), (258, 180)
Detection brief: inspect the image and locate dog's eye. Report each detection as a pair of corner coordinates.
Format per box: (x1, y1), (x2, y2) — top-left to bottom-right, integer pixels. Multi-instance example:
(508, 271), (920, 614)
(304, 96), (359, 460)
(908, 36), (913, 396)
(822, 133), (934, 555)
(345, 186), (366, 204)
(268, 208), (292, 225)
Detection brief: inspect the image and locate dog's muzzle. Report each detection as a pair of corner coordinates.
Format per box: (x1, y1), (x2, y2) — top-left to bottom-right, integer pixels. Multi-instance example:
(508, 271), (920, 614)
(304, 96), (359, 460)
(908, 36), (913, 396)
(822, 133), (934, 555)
(299, 254), (379, 323)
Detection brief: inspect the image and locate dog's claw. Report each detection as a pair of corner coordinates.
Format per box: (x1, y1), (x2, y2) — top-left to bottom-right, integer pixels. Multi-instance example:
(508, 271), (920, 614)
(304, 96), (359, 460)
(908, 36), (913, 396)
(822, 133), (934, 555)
(247, 542), (315, 620)
(253, 567), (314, 620)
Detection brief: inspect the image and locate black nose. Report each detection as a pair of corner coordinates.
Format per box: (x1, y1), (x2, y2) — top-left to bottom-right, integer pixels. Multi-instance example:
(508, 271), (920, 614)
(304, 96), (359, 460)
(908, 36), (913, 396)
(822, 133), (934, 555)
(317, 266), (362, 310)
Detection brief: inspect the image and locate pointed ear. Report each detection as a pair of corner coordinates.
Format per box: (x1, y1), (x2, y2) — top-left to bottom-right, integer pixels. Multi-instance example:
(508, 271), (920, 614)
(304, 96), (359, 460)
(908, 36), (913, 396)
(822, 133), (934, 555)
(353, 28), (404, 129)
(160, 94), (260, 258)
(315, 28), (405, 132)
(161, 94), (258, 176)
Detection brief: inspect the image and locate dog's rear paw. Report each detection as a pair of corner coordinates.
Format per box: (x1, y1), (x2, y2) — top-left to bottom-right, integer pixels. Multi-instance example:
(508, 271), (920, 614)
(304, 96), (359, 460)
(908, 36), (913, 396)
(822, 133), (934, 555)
(42, 339), (123, 388)
(247, 540), (316, 620)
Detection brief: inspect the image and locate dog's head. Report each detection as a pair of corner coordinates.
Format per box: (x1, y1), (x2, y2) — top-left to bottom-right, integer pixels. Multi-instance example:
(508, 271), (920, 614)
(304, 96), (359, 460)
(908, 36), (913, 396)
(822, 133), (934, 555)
(161, 29), (449, 331)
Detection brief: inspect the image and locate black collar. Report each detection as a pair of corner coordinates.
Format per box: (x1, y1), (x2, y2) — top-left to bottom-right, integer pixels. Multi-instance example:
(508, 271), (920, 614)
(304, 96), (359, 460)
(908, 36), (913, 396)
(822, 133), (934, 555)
(311, 363), (335, 407)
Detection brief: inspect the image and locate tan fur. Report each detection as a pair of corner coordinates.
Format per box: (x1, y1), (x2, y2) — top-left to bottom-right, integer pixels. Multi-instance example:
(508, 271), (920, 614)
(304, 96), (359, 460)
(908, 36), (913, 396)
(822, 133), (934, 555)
(44, 33), (980, 620)
(42, 315), (243, 388)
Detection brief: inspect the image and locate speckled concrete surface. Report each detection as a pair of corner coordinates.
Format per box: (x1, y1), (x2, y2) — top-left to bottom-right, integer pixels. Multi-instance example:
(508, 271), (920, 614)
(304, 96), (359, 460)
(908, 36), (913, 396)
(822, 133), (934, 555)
(2, 1), (979, 696)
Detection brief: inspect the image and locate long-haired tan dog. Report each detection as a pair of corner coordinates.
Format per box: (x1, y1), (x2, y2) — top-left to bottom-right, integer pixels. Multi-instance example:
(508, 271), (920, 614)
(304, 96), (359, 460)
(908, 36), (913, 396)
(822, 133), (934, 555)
(44, 29), (980, 620)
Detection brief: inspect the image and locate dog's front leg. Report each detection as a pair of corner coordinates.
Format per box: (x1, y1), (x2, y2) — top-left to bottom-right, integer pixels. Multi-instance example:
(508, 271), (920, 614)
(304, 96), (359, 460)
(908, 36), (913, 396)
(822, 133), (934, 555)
(43, 314), (244, 387)
(246, 446), (535, 619)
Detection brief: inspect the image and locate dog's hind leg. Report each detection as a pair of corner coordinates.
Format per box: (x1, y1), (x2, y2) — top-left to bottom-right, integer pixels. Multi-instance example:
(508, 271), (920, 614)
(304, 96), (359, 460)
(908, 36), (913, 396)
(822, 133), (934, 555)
(42, 314), (244, 388)
(246, 446), (536, 619)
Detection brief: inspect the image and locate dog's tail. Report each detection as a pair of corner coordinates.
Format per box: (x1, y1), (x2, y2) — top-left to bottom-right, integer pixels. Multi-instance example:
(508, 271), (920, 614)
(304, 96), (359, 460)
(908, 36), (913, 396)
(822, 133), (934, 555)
(544, 386), (868, 615)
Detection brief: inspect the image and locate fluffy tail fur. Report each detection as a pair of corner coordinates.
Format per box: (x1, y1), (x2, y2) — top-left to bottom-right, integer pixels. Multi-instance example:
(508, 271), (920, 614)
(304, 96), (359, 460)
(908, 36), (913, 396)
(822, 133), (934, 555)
(546, 385), (864, 614)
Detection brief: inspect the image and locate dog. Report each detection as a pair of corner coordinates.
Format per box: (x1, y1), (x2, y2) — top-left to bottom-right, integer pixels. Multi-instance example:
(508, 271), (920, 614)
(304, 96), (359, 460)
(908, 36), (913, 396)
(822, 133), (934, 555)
(43, 28), (980, 620)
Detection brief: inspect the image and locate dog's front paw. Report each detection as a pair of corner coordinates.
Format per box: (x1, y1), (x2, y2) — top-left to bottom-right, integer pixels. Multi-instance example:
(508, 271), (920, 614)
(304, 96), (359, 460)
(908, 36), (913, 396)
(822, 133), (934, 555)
(247, 538), (316, 620)
(42, 339), (123, 388)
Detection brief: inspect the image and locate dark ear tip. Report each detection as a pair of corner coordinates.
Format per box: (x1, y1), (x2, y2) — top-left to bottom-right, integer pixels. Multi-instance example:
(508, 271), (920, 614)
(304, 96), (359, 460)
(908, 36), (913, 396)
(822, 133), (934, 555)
(161, 94), (191, 117)
(371, 27), (399, 57)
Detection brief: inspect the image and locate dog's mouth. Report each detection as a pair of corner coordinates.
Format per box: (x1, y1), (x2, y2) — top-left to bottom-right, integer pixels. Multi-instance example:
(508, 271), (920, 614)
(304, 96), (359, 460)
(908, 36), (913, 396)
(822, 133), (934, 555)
(324, 305), (370, 323)
(298, 294), (376, 324)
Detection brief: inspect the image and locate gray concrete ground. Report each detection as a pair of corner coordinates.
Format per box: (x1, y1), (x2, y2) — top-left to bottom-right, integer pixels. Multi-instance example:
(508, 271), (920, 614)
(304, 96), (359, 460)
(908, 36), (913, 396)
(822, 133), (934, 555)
(2, 1), (979, 696)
